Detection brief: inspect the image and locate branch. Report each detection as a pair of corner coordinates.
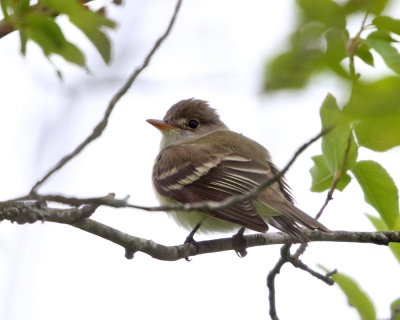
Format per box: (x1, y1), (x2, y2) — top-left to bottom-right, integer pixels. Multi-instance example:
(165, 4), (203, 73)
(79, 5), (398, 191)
(0, 201), (99, 224)
(267, 129), (353, 319)
(1, 127), (328, 214)
(316, 129), (353, 220)
(267, 244), (290, 320)
(0, 20), (13, 39)
(347, 11), (369, 79)
(1, 203), (399, 260)
(266, 243), (335, 320)
(29, 0), (183, 194)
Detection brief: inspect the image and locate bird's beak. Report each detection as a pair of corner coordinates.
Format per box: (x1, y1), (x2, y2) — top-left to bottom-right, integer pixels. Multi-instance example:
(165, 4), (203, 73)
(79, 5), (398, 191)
(146, 119), (178, 131)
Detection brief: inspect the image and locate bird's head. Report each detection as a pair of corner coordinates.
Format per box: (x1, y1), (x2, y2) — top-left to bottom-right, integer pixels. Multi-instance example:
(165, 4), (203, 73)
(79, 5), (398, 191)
(147, 98), (228, 149)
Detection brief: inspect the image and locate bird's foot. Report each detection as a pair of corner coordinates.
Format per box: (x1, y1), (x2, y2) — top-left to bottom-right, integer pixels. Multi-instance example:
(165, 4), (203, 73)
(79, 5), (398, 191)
(183, 223), (201, 261)
(232, 227), (247, 257)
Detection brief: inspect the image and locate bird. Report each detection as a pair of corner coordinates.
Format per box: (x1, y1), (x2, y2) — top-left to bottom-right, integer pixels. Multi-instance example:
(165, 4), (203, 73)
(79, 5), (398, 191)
(147, 98), (329, 245)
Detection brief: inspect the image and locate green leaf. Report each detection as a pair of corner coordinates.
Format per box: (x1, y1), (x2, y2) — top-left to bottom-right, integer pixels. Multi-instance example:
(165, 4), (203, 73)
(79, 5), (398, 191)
(19, 29), (28, 55)
(355, 42), (374, 67)
(319, 268), (376, 320)
(353, 113), (400, 151)
(297, 0), (346, 29)
(391, 298), (400, 320)
(343, 0), (389, 15)
(324, 27), (350, 76)
(40, 0), (115, 28)
(263, 21), (326, 91)
(14, 0), (30, 17)
(366, 214), (387, 231)
(70, 15), (113, 63)
(333, 272), (376, 320)
(343, 77), (400, 151)
(25, 13), (85, 67)
(325, 28), (347, 61)
(389, 242), (400, 264)
(367, 30), (398, 42)
(320, 94), (358, 173)
(352, 160), (399, 229)
(1, 0), (12, 18)
(367, 33), (400, 74)
(310, 155), (351, 192)
(373, 16), (400, 36)
(263, 48), (323, 91)
(40, 0), (115, 64)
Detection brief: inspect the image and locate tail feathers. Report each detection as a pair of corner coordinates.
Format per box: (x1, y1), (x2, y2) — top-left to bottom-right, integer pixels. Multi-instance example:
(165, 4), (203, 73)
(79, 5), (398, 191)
(268, 201), (329, 232)
(266, 202), (330, 242)
(288, 205), (329, 232)
(268, 216), (310, 242)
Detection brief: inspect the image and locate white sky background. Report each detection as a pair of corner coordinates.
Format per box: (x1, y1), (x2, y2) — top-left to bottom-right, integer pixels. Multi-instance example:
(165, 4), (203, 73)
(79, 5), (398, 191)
(0, 0), (399, 319)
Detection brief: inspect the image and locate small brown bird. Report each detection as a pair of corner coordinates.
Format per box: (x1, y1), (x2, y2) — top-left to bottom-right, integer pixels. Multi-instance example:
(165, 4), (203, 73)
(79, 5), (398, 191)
(147, 99), (328, 242)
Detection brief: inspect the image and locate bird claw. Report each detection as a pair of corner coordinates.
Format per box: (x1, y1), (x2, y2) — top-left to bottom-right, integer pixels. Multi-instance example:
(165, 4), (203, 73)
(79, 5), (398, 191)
(232, 227), (248, 257)
(184, 235), (199, 261)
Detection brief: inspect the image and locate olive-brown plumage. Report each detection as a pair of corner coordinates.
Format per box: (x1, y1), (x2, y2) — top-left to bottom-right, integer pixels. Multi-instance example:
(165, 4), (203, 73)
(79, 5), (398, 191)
(148, 99), (329, 240)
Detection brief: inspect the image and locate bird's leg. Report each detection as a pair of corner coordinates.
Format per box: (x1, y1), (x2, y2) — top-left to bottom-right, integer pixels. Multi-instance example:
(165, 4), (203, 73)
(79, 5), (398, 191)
(184, 222), (201, 244)
(184, 222), (202, 261)
(232, 227), (247, 257)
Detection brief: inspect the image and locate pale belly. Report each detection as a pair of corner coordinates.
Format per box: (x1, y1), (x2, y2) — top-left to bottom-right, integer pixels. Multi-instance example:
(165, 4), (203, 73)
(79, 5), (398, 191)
(156, 193), (239, 234)
(169, 209), (239, 234)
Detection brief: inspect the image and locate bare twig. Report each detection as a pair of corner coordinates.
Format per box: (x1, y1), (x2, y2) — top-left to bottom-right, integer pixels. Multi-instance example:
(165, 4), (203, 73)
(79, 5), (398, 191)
(266, 242), (335, 320)
(0, 127), (328, 214)
(347, 11), (369, 79)
(0, 20), (13, 39)
(267, 244), (291, 320)
(288, 256), (335, 285)
(267, 130), (352, 319)
(315, 131), (353, 219)
(29, 0), (183, 194)
(292, 131), (354, 258)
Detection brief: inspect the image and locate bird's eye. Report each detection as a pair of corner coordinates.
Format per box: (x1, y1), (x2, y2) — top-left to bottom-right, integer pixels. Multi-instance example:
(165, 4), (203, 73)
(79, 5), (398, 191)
(188, 119), (199, 129)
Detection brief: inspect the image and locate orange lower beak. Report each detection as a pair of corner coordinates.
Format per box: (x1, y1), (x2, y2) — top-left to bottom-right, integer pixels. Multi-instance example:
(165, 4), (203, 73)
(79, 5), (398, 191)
(146, 119), (178, 131)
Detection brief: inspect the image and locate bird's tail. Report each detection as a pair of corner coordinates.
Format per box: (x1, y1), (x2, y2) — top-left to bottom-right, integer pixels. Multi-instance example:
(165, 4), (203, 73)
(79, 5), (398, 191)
(267, 203), (330, 242)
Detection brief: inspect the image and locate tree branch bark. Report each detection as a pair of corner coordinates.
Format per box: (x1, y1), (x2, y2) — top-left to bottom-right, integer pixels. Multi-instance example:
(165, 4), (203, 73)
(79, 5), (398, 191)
(1, 202), (399, 261)
(0, 20), (13, 39)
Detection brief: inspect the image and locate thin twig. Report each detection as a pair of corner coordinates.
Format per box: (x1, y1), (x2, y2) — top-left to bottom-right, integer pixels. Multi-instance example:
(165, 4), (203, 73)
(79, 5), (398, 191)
(1, 127), (329, 214)
(347, 11), (369, 79)
(315, 131), (353, 220)
(267, 244), (291, 320)
(288, 256), (334, 285)
(29, 0), (183, 194)
(266, 129), (352, 319)
(0, 20), (13, 39)
(294, 131), (353, 256)
(266, 242), (334, 320)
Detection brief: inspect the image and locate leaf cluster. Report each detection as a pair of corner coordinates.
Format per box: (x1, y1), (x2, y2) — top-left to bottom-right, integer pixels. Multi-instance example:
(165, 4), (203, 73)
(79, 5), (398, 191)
(0, 0), (117, 74)
(263, 0), (400, 89)
(263, 0), (400, 318)
(312, 94), (400, 318)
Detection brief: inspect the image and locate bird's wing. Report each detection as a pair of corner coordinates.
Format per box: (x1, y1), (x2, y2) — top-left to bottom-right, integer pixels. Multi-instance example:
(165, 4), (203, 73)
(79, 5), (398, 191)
(257, 161), (329, 233)
(153, 147), (270, 232)
(153, 131), (329, 235)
